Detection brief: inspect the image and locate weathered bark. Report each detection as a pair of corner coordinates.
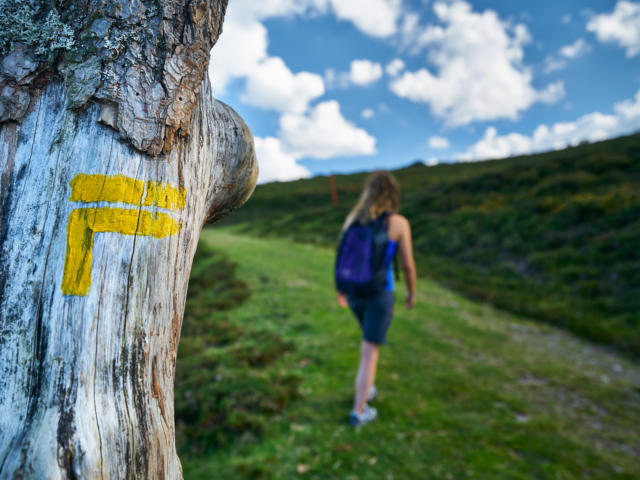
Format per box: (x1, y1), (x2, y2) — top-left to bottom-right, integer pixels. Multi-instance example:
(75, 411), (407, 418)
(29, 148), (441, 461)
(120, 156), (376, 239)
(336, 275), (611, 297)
(0, 1), (258, 479)
(1, 0), (227, 156)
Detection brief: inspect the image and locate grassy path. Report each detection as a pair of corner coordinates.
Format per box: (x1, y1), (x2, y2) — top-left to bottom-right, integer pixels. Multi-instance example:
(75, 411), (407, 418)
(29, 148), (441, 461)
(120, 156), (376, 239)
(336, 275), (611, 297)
(180, 228), (640, 480)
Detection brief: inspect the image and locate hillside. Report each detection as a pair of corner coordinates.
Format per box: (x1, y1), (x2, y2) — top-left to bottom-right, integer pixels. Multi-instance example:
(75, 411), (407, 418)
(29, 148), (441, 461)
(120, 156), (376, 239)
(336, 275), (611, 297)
(178, 230), (640, 479)
(220, 133), (640, 355)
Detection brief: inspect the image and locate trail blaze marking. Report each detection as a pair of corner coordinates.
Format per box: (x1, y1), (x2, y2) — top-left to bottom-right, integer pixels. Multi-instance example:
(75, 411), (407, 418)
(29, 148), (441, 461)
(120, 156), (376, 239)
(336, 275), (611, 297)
(62, 174), (187, 296)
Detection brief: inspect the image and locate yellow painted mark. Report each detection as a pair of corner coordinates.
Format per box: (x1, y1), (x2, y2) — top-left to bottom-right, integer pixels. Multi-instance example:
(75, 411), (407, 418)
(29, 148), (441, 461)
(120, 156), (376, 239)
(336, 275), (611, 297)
(62, 173), (188, 296)
(142, 181), (187, 210)
(69, 174), (187, 209)
(70, 174), (144, 205)
(62, 208), (181, 296)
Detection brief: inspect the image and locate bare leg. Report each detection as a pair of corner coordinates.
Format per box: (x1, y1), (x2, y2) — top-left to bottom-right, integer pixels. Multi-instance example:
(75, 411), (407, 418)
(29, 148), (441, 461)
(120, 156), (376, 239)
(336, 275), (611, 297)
(353, 340), (379, 414)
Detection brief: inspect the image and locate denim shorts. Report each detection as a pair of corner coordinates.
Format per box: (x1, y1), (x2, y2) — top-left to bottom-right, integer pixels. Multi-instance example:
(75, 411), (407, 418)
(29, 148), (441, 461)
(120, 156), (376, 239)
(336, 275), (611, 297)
(347, 290), (394, 345)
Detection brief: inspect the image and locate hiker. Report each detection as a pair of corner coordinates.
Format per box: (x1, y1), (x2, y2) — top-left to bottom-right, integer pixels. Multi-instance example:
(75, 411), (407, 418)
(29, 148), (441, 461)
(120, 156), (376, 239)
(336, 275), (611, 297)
(335, 170), (417, 426)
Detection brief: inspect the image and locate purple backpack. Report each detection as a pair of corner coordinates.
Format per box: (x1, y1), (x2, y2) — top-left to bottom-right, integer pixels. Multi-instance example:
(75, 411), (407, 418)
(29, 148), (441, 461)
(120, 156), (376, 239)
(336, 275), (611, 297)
(335, 213), (390, 297)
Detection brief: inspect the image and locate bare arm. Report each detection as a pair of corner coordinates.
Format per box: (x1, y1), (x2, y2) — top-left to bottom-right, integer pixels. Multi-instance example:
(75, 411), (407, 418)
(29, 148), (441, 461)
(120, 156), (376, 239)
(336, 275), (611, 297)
(390, 214), (417, 308)
(337, 292), (348, 308)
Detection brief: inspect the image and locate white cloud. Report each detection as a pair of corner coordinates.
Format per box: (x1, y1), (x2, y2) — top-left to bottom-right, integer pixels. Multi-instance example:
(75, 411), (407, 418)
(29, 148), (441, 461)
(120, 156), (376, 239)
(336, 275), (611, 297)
(254, 137), (311, 184)
(428, 135), (450, 149)
(210, 0), (404, 98)
(210, 1), (386, 183)
(458, 88), (640, 161)
(326, 60), (384, 89)
(425, 157), (440, 166)
(215, 0), (405, 38)
(562, 14), (572, 24)
(459, 127), (532, 161)
(543, 56), (566, 74)
(587, 1), (640, 57)
(537, 81), (566, 104)
(329, 0), (402, 37)
(243, 57), (325, 113)
(361, 108), (375, 119)
(209, 19), (268, 93)
(228, 0), (328, 21)
(615, 89), (640, 121)
(391, 1), (562, 126)
(349, 59), (383, 86)
(210, 0), (326, 98)
(542, 39), (589, 75)
(385, 58), (406, 77)
(279, 101), (377, 159)
(399, 12), (421, 51)
(559, 38), (590, 58)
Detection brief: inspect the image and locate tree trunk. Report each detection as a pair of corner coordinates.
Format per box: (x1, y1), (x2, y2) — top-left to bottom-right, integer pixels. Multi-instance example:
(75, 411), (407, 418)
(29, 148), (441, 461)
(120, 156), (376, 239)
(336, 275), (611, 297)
(0, 2), (258, 478)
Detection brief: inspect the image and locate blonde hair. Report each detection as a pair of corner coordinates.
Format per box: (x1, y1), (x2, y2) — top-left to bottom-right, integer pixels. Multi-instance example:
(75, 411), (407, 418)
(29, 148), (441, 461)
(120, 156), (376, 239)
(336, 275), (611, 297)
(343, 171), (400, 230)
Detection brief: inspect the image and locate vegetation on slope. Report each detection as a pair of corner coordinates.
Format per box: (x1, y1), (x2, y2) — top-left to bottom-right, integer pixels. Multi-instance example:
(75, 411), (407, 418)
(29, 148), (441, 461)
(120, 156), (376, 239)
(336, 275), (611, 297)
(179, 230), (640, 480)
(175, 244), (300, 453)
(220, 134), (640, 355)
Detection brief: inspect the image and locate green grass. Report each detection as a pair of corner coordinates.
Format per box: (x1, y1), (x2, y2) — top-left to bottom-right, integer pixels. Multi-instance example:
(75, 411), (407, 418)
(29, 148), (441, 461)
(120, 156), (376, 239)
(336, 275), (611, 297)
(175, 246), (299, 452)
(219, 133), (640, 355)
(177, 228), (640, 480)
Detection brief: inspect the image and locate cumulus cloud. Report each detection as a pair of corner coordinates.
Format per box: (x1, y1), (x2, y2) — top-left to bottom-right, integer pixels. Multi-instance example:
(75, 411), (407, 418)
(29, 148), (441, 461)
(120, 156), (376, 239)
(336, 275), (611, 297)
(615, 89), (640, 120)
(537, 81), (566, 104)
(279, 101), (377, 159)
(210, 0), (406, 94)
(459, 127), (533, 161)
(559, 38), (590, 58)
(428, 136), (450, 149)
(210, 0), (327, 96)
(209, 18), (268, 93)
(244, 57), (325, 113)
(225, 0), (403, 38)
(391, 1), (563, 126)
(326, 60), (385, 89)
(254, 137), (311, 184)
(209, 1), (381, 184)
(330, 0), (402, 37)
(228, 0), (328, 21)
(210, 0), (404, 96)
(587, 1), (640, 57)
(543, 39), (589, 75)
(458, 89), (640, 161)
(254, 99), (380, 183)
(385, 58), (405, 77)
(349, 59), (383, 86)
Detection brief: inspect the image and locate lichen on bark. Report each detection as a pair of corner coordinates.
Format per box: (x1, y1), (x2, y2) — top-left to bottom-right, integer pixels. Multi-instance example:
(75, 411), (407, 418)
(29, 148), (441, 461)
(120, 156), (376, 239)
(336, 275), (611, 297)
(0, 0), (228, 156)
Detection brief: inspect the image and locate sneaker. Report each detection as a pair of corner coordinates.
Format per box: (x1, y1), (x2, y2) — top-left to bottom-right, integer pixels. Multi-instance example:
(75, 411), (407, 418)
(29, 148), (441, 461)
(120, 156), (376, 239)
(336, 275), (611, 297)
(367, 385), (378, 402)
(349, 405), (378, 426)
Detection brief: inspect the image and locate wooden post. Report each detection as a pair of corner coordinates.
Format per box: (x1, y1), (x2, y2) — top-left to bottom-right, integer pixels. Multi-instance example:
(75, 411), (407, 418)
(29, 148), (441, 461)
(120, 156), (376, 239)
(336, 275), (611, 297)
(329, 174), (339, 206)
(0, 1), (257, 478)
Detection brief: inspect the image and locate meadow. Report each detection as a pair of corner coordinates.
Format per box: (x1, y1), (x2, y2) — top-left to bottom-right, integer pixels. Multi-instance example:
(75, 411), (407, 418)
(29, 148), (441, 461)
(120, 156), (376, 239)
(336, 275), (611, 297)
(176, 229), (640, 480)
(219, 133), (640, 356)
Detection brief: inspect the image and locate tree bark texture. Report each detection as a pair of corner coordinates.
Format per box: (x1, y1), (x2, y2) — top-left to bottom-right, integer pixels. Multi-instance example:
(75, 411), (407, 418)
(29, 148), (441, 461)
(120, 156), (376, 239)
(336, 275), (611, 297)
(1, 0), (227, 156)
(0, 74), (256, 479)
(0, 1), (259, 478)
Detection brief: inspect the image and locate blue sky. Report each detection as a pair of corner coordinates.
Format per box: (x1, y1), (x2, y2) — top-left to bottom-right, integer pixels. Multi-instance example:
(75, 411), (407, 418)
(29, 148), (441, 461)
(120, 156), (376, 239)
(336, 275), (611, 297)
(209, 0), (640, 183)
